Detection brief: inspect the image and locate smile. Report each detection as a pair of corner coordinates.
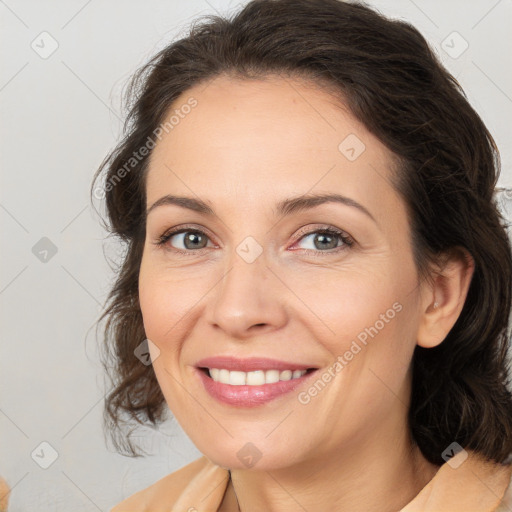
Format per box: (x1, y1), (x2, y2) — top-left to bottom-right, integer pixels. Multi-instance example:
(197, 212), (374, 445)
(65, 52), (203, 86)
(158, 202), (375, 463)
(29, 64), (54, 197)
(194, 356), (319, 407)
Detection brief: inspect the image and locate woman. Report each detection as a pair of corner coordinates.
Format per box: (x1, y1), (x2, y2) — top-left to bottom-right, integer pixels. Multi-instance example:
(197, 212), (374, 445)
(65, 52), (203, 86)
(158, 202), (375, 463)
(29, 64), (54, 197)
(91, 0), (512, 510)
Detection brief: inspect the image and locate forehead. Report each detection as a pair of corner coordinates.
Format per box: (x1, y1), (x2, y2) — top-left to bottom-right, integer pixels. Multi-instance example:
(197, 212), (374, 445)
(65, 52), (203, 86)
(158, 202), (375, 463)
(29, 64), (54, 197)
(145, 74), (401, 220)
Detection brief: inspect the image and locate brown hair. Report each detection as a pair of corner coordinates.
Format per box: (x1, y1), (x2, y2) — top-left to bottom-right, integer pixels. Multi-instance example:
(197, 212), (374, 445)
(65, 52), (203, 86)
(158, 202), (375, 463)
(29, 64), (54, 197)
(91, 0), (512, 465)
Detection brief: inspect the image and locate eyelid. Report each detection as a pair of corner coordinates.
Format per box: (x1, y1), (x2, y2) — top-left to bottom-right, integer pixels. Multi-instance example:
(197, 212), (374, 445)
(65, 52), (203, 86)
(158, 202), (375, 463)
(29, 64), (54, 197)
(154, 223), (354, 255)
(155, 224), (218, 250)
(289, 224), (354, 252)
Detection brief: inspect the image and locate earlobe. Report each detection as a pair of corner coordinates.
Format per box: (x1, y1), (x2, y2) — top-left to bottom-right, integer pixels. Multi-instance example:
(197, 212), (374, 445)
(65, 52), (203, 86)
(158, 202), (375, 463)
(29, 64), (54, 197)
(416, 248), (475, 349)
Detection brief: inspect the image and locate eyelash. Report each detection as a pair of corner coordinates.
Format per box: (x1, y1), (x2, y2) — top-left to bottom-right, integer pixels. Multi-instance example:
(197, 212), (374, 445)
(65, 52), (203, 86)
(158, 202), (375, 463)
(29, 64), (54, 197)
(154, 224), (354, 257)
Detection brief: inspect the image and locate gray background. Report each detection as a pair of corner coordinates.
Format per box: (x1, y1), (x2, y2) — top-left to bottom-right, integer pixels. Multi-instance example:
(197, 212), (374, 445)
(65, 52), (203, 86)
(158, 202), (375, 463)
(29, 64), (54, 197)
(1, 0), (511, 510)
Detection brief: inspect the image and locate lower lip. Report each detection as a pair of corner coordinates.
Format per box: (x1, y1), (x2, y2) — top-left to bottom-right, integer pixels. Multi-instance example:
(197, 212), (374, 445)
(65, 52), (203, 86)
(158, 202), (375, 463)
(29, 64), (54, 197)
(196, 368), (317, 407)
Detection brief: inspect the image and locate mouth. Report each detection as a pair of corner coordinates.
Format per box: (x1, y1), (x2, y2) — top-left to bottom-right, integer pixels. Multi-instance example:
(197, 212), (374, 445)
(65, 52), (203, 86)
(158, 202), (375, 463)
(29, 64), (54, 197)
(194, 356), (319, 407)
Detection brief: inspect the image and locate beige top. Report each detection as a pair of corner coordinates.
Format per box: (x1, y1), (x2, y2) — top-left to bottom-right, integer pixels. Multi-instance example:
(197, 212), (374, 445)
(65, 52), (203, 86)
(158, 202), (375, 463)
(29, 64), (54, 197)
(111, 450), (512, 512)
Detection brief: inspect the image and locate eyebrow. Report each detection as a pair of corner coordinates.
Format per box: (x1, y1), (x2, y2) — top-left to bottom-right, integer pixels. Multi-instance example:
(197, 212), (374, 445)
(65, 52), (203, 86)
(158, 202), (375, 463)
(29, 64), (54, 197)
(146, 193), (377, 224)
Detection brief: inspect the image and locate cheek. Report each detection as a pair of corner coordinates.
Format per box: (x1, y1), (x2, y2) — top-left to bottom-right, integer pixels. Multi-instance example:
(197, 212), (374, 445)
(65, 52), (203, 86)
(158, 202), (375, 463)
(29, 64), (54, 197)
(138, 275), (173, 343)
(138, 269), (192, 411)
(299, 265), (419, 394)
(138, 261), (209, 342)
(290, 268), (403, 345)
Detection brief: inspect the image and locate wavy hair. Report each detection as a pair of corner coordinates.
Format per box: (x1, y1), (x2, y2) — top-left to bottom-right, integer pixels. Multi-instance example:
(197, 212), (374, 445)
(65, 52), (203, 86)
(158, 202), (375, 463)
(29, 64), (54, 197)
(91, 0), (512, 464)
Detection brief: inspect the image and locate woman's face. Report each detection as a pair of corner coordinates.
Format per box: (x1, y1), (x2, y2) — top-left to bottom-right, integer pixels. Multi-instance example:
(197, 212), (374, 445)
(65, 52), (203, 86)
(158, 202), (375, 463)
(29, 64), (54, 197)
(139, 74), (428, 470)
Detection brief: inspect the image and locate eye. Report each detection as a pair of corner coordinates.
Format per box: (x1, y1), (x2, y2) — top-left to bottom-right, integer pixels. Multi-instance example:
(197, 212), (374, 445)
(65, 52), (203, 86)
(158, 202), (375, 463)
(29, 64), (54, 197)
(155, 227), (213, 253)
(292, 227), (354, 254)
(154, 225), (354, 256)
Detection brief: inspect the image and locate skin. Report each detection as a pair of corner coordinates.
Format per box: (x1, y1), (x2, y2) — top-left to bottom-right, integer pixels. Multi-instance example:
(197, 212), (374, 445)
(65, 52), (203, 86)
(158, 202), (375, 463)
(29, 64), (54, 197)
(138, 74), (474, 512)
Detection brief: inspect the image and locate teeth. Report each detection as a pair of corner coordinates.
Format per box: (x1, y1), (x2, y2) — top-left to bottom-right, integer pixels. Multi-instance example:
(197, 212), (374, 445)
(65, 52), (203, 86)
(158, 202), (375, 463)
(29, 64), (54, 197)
(266, 369), (280, 384)
(247, 370), (265, 385)
(280, 370), (292, 381)
(219, 369), (230, 384)
(229, 371), (246, 385)
(208, 368), (308, 385)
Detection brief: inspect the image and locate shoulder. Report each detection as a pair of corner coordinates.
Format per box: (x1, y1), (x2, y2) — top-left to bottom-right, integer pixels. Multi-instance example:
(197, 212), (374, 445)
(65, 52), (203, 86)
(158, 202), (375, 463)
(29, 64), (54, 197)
(402, 450), (512, 511)
(110, 455), (230, 512)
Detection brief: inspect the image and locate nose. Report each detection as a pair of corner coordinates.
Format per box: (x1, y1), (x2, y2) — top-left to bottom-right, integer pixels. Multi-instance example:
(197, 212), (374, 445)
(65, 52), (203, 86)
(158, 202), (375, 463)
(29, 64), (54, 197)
(206, 248), (288, 340)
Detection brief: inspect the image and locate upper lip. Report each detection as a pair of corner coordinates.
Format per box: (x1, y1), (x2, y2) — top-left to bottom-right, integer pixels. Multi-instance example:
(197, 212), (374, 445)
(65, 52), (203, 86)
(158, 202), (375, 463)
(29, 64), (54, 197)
(195, 356), (317, 372)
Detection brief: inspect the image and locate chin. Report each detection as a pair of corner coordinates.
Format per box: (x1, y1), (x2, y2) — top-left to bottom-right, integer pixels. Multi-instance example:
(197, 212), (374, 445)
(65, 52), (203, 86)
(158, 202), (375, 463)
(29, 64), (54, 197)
(195, 437), (303, 472)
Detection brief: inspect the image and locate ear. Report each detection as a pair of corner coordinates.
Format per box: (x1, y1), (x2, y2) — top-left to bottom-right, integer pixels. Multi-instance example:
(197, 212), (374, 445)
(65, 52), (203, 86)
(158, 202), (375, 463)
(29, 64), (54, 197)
(416, 247), (475, 349)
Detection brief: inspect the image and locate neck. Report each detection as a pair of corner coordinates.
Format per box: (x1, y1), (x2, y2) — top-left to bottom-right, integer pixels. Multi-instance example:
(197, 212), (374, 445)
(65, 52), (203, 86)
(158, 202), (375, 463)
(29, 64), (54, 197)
(224, 422), (439, 512)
